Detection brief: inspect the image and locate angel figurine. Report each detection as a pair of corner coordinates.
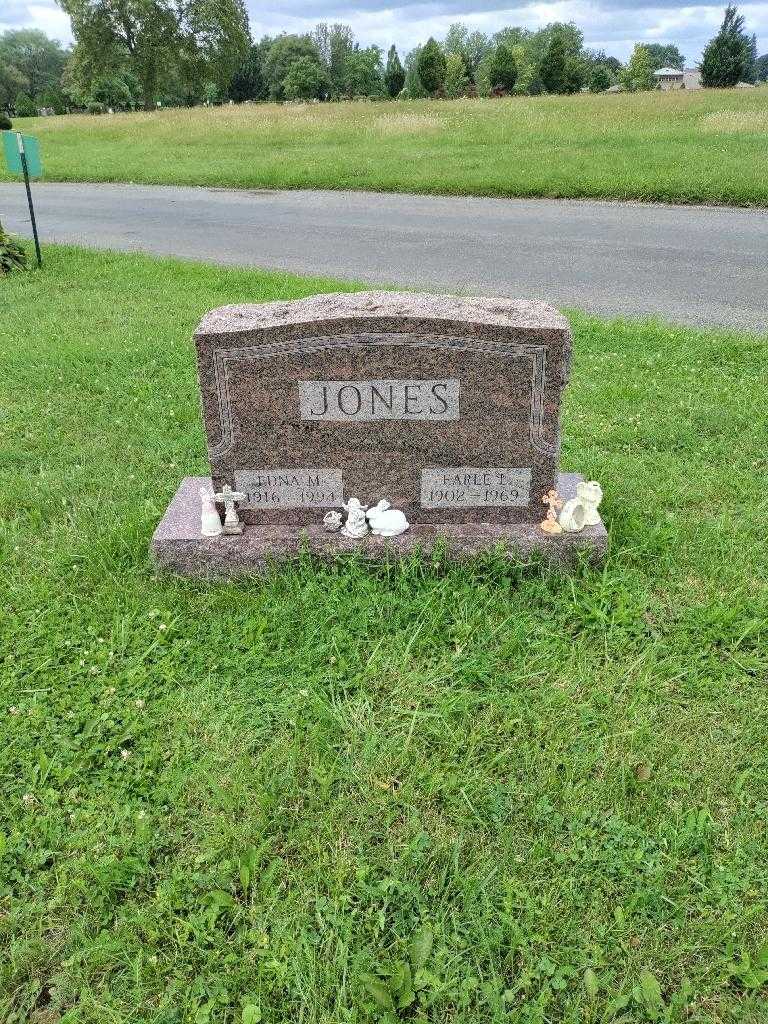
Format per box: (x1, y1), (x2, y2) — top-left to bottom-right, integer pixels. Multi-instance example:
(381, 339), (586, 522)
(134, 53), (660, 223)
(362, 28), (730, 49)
(341, 498), (369, 539)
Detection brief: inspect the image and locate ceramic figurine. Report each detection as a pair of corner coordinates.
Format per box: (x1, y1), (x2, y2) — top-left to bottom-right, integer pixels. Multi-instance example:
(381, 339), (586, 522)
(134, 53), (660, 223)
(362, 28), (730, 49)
(323, 510), (343, 532)
(200, 487), (223, 537)
(367, 500), (410, 538)
(576, 480), (603, 526)
(559, 497), (586, 533)
(213, 483), (246, 535)
(341, 498), (369, 539)
(540, 489), (564, 535)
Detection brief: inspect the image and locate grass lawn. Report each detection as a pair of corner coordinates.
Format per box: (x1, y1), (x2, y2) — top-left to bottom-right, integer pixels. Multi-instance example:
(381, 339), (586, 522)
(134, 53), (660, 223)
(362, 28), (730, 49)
(4, 89), (768, 207)
(1, 247), (767, 1024)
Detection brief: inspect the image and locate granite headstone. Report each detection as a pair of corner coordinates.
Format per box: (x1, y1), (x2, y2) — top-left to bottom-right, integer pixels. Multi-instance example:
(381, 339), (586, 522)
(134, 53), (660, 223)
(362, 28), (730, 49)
(152, 292), (606, 575)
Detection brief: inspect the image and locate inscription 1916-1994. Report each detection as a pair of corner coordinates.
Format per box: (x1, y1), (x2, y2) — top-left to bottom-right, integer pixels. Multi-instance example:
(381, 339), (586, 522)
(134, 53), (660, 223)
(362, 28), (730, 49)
(234, 469), (344, 510)
(299, 379), (459, 422)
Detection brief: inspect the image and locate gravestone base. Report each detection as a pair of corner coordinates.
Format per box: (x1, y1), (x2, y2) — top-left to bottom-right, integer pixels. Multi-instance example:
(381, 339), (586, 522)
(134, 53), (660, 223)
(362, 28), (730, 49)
(151, 473), (607, 579)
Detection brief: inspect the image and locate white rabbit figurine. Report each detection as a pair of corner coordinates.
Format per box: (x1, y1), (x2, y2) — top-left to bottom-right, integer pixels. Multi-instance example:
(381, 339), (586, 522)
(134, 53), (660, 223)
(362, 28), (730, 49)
(366, 500), (410, 538)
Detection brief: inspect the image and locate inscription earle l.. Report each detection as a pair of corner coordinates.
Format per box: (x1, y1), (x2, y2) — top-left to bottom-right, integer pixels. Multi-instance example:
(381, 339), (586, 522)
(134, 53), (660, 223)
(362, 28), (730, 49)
(299, 379), (459, 422)
(421, 468), (532, 509)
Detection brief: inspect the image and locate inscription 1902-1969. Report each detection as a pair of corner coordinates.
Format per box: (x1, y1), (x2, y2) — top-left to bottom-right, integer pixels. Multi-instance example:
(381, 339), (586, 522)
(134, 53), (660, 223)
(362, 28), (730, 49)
(421, 468), (532, 509)
(299, 379), (459, 422)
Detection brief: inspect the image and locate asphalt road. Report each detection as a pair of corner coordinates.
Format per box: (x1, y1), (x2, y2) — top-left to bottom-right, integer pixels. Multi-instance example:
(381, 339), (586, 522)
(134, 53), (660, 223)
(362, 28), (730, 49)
(2, 182), (766, 331)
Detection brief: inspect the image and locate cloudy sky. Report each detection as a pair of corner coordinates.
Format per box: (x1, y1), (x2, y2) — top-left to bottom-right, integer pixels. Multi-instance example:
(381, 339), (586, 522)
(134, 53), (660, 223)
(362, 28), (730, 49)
(3, 0), (766, 63)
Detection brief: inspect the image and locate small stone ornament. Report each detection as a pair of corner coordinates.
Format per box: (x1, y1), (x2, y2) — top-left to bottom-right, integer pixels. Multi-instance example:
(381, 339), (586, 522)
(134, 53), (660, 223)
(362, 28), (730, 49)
(576, 480), (603, 526)
(213, 483), (246, 536)
(199, 487), (223, 537)
(323, 510), (343, 532)
(341, 498), (370, 539)
(540, 489), (564, 535)
(558, 497), (586, 533)
(367, 500), (410, 538)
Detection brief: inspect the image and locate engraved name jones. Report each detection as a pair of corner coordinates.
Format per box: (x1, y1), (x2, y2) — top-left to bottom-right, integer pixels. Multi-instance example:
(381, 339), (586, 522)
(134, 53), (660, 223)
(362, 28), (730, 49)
(299, 379), (459, 422)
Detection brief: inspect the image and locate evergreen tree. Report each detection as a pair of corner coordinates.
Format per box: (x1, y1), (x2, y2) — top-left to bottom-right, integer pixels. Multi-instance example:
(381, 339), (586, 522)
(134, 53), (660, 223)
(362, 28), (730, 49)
(488, 43), (517, 94)
(384, 44), (404, 97)
(402, 46), (427, 98)
(744, 33), (758, 82)
(539, 34), (567, 93)
(700, 5), (751, 87)
(416, 37), (446, 96)
(589, 65), (611, 92)
(444, 52), (470, 97)
(757, 53), (768, 82)
(229, 42), (266, 101)
(620, 44), (655, 91)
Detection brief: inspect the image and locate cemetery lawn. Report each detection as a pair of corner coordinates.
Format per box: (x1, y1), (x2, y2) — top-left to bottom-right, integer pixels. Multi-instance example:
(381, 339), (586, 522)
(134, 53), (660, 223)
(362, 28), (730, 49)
(2, 247), (768, 1024)
(4, 88), (768, 207)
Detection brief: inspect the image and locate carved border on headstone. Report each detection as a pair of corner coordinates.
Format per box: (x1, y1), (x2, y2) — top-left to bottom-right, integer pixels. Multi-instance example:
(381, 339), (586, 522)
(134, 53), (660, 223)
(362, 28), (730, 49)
(207, 332), (555, 459)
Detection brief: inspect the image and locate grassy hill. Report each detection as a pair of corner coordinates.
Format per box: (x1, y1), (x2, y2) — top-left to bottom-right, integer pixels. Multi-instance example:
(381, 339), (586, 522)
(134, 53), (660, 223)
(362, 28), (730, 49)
(4, 88), (768, 206)
(1, 247), (767, 1022)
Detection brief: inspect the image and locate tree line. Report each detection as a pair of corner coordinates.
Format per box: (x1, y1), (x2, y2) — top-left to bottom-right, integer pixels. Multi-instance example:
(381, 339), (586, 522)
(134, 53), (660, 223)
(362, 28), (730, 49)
(1, 2), (766, 118)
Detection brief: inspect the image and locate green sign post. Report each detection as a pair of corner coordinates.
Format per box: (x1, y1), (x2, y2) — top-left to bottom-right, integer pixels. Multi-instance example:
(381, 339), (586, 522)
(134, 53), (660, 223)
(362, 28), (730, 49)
(2, 131), (43, 267)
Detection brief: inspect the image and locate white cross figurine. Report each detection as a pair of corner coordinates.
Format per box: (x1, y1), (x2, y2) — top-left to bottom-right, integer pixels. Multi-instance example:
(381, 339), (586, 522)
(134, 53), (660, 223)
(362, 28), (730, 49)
(213, 484), (246, 535)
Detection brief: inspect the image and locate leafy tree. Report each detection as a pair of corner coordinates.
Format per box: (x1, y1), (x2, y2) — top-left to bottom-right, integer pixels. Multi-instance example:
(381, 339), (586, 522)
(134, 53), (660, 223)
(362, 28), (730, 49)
(700, 5), (751, 87)
(757, 53), (768, 82)
(589, 65), (612, 92)
(621, 44), (655, 91)
(0, 61), (28, 111)
(14, 91), (38, 116)
(181, 0), (251, 98)
(531, 22), (584, 66)
(312, 23), (355, 98)
(264, 35), (322, 100)
(416, 37), (446, 96)
(644, 43), (685, 70)
(0, 30), (69, 101)
(61, 0), (181, 110)
(87, 72), (138, 110)
(443, 23), (490, 83)
(343, 46), (384, 97)
(444, 52), (470, 98)
(488, 43), (517, 94)
(60, 0), (249, 110)
(282, 56), (326, 100)
(384, 45), (404, 97)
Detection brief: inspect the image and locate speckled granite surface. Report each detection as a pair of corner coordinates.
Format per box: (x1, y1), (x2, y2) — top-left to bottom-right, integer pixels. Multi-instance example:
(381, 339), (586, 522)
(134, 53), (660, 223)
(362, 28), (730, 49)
(194, 291), (572, 527)
(151, 473), (607, 579)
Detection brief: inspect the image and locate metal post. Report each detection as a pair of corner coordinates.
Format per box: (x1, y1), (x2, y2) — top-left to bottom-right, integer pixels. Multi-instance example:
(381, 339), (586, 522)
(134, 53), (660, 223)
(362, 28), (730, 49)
(17, 133), (41, 268)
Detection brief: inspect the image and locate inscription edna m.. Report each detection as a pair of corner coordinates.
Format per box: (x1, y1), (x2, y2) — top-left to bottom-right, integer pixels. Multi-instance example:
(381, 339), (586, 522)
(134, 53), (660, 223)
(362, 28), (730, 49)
(234, 469), (343, 509)
(299, 379), (459, 422)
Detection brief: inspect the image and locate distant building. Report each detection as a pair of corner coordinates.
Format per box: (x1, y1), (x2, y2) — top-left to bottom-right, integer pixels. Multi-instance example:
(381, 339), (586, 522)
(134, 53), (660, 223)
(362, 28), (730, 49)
(653, 67), (702, 90)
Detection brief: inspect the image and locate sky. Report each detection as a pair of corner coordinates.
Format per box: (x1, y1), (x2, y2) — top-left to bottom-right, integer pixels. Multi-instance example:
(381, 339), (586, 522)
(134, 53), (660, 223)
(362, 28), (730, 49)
(2, 0), (767, 64)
